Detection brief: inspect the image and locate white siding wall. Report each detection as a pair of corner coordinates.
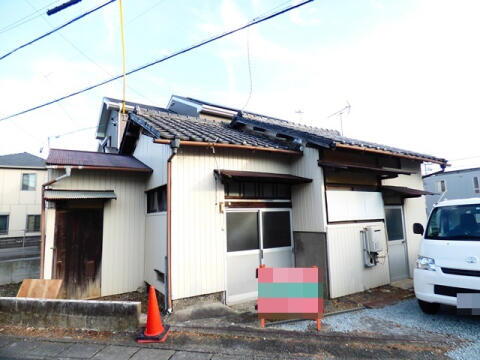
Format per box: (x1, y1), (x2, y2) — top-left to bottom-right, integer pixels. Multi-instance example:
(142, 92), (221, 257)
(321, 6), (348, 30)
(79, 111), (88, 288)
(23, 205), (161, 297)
(144, 213), (167, 293)
(133, 135), (171, 294)
(134, 134), (170, 190)
(326, 191), (384, 222)
(43, 208), (56, 279)
(0, 168), (47, 238)
(327, 222), (390, 298)
(170, 147), (293, 300)
(291, 147), (326, 232)
(44, 169), (147, 296)
(382, 162), (427, 277)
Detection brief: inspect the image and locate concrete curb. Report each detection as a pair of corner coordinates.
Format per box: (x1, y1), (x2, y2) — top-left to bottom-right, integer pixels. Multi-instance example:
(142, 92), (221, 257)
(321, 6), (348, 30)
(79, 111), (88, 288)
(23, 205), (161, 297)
(0, 297), (140, 332)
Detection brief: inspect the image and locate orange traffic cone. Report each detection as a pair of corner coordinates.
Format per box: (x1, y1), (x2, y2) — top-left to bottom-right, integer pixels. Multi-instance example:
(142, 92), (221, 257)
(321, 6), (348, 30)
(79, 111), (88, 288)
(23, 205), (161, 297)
(136, 285), (170, 343)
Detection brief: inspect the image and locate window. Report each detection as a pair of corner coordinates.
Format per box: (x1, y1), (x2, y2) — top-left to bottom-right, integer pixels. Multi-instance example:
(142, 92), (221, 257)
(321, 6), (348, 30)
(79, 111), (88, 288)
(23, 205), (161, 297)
(436, 180), (447, 193)
(0, 215), (9, 235)
(21, 173), (37, 191)
(146, 186), (167, 213)
(224, 181), (291, 200)
(26, 215), (41, 233)
(262, 211), (292, 248)
(226, 212), (259, 251)
(426, 204), (480, 240)
(474, 177), (480, 194)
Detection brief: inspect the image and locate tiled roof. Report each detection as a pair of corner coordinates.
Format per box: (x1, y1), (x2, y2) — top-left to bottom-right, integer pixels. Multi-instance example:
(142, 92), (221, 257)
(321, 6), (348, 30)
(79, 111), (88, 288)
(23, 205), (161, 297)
(47, 149), (152, 172)
(130, 107), (296, 151)
(175, 95), (447, 163)
(236, 112), (446, 163)
(0, 152), (45, 169)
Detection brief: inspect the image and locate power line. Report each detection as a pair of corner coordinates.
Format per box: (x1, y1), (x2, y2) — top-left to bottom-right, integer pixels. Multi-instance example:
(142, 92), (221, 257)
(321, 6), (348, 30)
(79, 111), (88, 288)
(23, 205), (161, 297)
(0, 0), (61, 35)
(0, 0), (315, 122)
(0, 0), (116, 61)
(25, 0), (155, 105)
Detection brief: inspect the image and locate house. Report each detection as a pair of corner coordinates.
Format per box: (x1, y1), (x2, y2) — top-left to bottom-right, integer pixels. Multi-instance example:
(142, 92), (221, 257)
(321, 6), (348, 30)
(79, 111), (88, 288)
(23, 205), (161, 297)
(424, 167), (480, 214)
(40, 96), (447, 309)
(0, 152), (46, 248)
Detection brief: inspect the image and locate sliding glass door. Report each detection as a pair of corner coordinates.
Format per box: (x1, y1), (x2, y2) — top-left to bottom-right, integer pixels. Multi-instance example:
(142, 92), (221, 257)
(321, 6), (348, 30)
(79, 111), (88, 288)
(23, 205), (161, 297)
(226, 209), (293, 304)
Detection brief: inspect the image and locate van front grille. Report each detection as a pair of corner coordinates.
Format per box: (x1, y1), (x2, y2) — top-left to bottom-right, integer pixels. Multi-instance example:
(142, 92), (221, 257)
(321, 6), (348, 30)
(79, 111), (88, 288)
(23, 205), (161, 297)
(442, 268), (480, 277)
(434, 285), (480, 297)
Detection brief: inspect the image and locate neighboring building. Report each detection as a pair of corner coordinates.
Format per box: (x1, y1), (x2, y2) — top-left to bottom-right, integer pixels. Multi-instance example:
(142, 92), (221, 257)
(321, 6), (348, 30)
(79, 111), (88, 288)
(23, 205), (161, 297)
(40, 96), (446, 308)
(424, 167), (480, 214)
(0, 152), (46, 248)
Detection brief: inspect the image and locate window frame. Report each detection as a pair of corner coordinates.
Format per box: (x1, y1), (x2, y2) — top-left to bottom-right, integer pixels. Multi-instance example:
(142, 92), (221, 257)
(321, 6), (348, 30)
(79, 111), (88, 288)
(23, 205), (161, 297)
(0, 214), (9, 235)
(26, 214), (41, 233)
(21, 173), (37, 191)
(224, 181), (291, 200)
(146, 186), (167, 214)
(437, 180), (447, 193)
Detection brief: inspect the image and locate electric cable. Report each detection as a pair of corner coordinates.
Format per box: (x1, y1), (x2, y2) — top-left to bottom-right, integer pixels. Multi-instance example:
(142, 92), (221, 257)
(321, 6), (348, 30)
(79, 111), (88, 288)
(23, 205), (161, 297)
(0, 0), (315, 122)
(118, 0), (127, 113)
(0, 0), (117, 61)
(0, 0), (61, 35)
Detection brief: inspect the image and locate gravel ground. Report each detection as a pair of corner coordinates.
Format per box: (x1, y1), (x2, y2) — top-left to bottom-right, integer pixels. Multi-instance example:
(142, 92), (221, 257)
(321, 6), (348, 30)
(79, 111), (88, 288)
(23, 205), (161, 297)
(274, 299), (480, 360)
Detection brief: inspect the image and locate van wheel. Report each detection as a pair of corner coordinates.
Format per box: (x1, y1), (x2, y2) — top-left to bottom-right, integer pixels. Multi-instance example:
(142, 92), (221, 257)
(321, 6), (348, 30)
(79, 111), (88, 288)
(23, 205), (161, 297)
(418, 300), (440, 314)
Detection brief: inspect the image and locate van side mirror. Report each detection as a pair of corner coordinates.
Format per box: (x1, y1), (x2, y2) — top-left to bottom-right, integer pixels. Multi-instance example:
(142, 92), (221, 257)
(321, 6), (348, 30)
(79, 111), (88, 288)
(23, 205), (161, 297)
(413, 223), (424, 235)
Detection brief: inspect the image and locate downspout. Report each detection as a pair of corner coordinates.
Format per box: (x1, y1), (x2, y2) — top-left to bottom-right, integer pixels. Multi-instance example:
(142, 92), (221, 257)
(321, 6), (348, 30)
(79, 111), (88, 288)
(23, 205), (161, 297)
(166, 139), (180, 312)
(39, 167), (72, 279)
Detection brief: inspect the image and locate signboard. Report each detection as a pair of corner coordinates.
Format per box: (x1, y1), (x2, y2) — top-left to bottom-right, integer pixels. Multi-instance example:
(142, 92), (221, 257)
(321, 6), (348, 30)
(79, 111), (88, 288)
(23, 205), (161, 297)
(257, 266), (323, 330)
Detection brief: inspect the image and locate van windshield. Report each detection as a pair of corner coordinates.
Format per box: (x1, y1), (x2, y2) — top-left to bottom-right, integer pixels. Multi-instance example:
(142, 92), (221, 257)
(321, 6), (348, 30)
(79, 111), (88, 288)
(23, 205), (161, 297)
(426, 204), (480, 240)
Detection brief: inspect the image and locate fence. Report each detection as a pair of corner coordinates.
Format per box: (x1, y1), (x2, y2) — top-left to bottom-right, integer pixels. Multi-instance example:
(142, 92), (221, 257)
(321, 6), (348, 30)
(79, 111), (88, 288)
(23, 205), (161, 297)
(0, 229), (41, 249)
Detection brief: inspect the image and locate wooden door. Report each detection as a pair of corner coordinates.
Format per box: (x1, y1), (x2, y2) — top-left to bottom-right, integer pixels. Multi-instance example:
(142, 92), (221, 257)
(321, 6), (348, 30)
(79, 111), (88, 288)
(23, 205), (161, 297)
(54, 208), (103, 299)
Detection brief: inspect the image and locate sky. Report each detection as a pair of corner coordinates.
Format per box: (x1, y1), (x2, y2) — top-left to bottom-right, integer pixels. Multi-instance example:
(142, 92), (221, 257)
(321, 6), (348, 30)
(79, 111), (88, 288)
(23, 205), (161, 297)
(0, 0), (479, 173)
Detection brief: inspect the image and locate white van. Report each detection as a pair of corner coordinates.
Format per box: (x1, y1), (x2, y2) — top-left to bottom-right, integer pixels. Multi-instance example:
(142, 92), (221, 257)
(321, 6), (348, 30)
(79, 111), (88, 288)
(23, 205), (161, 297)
(413, 198), (480, 314)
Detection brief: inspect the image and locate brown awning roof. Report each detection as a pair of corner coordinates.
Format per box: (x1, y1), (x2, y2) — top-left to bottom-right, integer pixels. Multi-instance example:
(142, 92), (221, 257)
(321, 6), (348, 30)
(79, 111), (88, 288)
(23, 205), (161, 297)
(47, 149), (152, 173)
(381, 185), (436, 198)
(318, 161), (413, 177)
(215, 169), (312, 184)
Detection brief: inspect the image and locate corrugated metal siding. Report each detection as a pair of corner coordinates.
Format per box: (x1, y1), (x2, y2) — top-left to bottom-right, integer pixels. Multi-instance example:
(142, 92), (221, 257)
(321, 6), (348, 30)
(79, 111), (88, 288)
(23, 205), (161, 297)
(290, 147), (326, 232)
(327, 222), (390, 298)
(48, 169), (147, 296)
(134, 134), (170, 190)
(144, 213), (167, 294)
(382, 165), (427, 277)
(133, 134), (170, 294)
(171, 147), (292, 300)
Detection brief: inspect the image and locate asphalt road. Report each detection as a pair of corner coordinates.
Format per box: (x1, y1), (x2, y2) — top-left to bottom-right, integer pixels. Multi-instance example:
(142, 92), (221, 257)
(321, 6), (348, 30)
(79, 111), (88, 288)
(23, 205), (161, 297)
(0, 246), (39, 261)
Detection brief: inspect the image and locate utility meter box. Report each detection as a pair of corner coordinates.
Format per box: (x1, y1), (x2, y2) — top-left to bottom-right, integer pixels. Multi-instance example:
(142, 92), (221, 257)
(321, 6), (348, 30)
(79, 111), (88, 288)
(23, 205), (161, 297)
(365, 225), (383, 253)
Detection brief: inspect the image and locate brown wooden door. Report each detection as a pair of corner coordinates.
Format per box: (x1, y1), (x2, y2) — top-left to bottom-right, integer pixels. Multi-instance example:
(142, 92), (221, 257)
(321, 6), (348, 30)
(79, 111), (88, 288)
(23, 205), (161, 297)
(54, 208), (103, 299)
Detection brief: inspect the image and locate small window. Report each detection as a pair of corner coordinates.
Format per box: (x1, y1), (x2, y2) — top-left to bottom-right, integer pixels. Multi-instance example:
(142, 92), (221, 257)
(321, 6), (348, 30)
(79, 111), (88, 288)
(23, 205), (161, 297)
(26, 215), (41, 233)
(0, 215), (9, 235)
(474, 177), (480, 194)
(226, 212), (259, 252)
(21, 173), (37, 191)
(224, 181), (291, 200)
(146, 186), (167, 213)
(437, 180), (447, 193)
(262, 211), (292, 248)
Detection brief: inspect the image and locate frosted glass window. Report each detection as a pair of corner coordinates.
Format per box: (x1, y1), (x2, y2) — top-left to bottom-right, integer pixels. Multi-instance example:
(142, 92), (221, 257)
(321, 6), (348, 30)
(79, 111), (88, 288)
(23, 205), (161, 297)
(227, 212), (259, 252)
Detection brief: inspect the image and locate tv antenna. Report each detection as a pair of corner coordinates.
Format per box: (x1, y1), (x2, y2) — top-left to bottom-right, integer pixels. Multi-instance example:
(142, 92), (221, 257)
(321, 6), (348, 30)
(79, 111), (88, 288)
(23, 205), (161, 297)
(294, 109), (304, 122)
(327, 101), (351, 136)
